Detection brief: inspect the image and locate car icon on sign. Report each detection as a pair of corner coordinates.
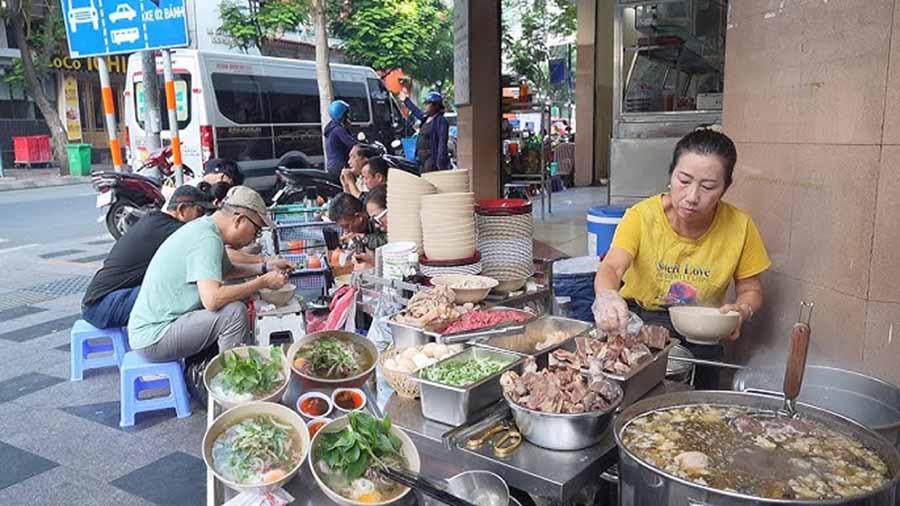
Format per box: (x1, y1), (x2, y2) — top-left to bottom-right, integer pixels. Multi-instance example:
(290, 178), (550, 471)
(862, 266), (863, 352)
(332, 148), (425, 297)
(67, 0), (99, 33)
(109, 4), (137, 23)
(111, 27), (140, 45)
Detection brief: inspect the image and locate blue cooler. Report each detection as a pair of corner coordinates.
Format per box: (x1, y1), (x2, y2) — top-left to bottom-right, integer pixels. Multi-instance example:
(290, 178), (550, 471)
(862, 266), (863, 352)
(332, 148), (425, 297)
(587, 205), (628, 256)
(553, 256), (600, 322)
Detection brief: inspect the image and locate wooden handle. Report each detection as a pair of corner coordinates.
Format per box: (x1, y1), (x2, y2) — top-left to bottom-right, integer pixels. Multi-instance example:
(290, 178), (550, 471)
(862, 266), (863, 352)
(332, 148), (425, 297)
(782, 322), (811, 401)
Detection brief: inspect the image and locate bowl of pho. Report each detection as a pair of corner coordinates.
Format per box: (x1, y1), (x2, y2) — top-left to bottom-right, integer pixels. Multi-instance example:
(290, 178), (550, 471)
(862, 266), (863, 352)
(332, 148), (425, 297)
(202, 401), (309, 493)
(204, 346), (291, 410)
(288, 331), (378, 389)
(310, 412), (421, 505)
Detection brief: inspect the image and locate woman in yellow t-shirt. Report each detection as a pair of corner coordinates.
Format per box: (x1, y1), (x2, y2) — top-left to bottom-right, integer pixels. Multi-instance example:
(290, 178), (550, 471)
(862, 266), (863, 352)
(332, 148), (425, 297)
(593, 129), (771, 387)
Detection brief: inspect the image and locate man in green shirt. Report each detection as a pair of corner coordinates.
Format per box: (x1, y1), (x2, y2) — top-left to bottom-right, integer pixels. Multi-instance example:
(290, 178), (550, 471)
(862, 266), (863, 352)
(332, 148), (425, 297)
(128, 186), (293, 366)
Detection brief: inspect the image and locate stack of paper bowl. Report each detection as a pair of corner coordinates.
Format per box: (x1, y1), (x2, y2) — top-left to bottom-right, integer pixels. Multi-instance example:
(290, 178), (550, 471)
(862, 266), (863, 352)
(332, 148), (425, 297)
(387, 169), (436, 249)
(423, 169), (470, 194)
(476, 199), (534, 288)
(421, 192), (476, 261)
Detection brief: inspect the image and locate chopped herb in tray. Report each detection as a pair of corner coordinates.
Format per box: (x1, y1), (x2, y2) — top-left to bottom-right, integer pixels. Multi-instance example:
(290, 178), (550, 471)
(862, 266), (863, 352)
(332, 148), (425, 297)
(420, 356), (511, 387)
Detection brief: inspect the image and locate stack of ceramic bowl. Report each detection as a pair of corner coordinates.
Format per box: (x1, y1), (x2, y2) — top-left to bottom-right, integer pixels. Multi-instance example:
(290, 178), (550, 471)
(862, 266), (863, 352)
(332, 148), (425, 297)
(381, 241), (418, 280)
(387, 169), (436, 250)
(420, 251), (483, 277)
(421, 192), (476, 261)
(476, 199), (534, 292)
(423, 169), (470, 194)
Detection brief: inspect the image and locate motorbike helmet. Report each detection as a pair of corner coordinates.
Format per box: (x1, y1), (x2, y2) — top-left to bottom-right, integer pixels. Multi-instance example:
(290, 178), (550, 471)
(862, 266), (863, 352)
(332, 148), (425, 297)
(423, 91), (444, 105)
(328, 100), (351, 122)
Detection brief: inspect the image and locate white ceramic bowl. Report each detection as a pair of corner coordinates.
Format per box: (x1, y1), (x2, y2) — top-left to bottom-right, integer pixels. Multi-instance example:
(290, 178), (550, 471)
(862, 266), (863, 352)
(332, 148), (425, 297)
(258, 283), (296, 306)
(309, 417), (421, 506)
(330, 388), (367, 414)
(203, 401), (310, 493)
(668, 306), (740, 344)
(430, 275), (499, 304)
(296, 391), (333, 419)
(203, 346), (291, 410)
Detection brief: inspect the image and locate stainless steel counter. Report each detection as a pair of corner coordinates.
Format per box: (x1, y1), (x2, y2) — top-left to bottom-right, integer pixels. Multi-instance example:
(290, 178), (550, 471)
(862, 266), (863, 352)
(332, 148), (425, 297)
(209, 369), (691, 506)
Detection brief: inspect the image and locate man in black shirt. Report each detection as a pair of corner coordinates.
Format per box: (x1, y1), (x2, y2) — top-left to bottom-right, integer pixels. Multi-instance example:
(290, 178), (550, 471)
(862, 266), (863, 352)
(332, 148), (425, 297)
(81, 186), (215, 329)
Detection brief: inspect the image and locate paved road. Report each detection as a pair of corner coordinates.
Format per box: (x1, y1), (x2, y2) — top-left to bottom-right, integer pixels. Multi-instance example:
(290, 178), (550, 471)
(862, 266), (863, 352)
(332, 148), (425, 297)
(0, 184), (106, 251)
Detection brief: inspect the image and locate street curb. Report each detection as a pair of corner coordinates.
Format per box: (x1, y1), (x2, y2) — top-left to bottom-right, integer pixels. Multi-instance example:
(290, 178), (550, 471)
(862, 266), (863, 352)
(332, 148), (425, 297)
(0, 176), (91, 192)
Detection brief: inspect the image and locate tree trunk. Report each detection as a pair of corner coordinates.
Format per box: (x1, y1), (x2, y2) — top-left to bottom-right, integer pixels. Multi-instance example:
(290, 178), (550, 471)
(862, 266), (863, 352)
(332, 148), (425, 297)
(310, 0), (335, 160)
(10, 6), (70, 175)
(140, 51), (162, 151)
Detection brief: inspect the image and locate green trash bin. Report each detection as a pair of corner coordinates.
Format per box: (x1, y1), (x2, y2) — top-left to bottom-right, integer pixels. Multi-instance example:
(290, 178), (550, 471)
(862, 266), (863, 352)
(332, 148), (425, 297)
(66, 143), (92, 176)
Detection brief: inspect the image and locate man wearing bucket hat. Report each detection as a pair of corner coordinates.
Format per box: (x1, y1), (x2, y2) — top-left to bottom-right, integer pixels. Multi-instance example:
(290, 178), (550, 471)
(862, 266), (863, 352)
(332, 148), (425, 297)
(128, 186), (294, 370)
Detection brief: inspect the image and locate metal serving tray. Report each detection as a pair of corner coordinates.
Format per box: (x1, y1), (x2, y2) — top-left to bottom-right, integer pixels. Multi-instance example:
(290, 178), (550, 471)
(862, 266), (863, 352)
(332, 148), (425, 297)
(411, 347), (522, 426)
(559, 336), (677, 407)
(386, 307), (536, 348)
(470, 316), (592, 368)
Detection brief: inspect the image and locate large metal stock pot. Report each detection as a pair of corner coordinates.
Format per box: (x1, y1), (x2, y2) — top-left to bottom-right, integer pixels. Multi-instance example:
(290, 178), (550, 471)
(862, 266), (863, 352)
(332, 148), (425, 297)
(613, 390), (900, 506)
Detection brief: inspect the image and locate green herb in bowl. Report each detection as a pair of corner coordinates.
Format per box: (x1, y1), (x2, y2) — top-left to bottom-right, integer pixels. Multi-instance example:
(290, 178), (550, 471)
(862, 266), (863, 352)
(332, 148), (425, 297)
(420, 356), (510, 387)
(210, 347), (285, 403)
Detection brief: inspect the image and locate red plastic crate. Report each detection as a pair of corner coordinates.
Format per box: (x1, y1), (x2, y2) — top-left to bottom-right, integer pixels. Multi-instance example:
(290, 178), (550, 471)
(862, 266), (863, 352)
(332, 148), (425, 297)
(13, 135), (51, 163)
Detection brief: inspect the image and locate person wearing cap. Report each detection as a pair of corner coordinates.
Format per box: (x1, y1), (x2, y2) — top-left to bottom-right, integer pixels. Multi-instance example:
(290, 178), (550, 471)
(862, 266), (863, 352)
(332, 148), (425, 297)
(325, 100), (358, 177)
(81, 186), (217, 329)
(128, 186), (294, 377)
(196, 158), (245, 188)
(399, 89), (450, 172)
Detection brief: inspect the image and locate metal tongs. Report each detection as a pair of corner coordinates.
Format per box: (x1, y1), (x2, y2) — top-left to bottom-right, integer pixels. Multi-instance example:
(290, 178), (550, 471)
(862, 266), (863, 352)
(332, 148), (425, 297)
(376, 466), (478, 506)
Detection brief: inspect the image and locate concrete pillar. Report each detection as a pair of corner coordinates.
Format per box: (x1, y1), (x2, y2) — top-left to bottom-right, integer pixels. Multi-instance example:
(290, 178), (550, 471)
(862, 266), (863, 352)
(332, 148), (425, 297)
(455, 0), (501, 200)
(575, 0), (614, 187)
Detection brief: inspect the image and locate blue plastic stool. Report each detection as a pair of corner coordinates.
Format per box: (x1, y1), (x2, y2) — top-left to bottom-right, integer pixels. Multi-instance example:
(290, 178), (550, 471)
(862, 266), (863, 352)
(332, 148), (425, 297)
(119, 352), (192, 427)
(70, 319), (129, 381)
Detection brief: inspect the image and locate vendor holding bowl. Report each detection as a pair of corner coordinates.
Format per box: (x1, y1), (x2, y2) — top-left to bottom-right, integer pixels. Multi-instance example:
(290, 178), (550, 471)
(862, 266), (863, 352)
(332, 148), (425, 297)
(593, 128), (770, 388)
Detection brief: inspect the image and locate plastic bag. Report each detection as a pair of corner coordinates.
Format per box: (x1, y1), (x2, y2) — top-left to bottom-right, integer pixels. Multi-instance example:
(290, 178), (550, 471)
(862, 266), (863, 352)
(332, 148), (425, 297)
(223, 488), (294, 506)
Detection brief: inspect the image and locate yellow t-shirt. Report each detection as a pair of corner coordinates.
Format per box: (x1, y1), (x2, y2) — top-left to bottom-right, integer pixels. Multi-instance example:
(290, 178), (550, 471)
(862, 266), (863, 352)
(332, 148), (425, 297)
(611, 194), (771, 311)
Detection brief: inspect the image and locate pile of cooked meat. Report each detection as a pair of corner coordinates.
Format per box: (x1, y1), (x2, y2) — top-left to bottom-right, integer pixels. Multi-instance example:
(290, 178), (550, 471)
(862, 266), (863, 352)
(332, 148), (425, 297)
(392, 286), (467, 328)
(501, 357), (621, 414)
(551, 325), (670, 375)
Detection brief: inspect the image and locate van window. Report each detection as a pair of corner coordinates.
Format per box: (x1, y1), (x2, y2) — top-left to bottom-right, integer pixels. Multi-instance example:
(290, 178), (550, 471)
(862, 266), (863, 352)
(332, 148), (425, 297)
(134, 74), (191, 130)
(367, 77), (391, 128)
(265, 76), (319, 124)
(212, 73), (270, 124)
(334, 81), (370, 123)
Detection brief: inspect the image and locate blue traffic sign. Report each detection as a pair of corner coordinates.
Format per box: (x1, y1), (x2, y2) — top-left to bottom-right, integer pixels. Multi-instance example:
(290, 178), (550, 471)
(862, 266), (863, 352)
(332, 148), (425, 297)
(61, 0), (188, 58)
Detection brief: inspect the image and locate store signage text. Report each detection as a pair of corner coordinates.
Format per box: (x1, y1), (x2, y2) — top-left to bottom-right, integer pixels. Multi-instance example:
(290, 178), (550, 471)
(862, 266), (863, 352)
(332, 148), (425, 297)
(50, 55), (128, 74)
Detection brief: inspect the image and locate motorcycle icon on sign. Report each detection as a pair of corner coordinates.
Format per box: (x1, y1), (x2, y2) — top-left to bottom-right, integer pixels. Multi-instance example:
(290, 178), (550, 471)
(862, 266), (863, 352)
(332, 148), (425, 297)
(111, 27), (140, 45)
(67, 0), (99, 33)
(109, 4), (137, 23)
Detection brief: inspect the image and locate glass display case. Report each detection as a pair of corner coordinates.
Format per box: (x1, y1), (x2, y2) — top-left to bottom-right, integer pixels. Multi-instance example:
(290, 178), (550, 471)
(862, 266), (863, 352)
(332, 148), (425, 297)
(610, 0), (727, 204)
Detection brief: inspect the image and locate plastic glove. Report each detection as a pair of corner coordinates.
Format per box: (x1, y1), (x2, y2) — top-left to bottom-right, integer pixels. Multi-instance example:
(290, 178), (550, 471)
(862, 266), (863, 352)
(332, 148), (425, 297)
(593, 289), (630, 335)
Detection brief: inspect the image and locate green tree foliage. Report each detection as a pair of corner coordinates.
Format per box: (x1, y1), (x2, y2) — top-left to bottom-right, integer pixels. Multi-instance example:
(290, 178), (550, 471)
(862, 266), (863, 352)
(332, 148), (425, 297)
(502, 0), (576, 94)
(329, 0), (453, 91)
(217, 0), (310, 55)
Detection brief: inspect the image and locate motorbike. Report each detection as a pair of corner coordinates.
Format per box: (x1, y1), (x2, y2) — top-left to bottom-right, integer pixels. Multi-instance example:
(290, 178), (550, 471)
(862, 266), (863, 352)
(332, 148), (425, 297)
(93, 171), (165, 240)
(93, 147), (195, 239)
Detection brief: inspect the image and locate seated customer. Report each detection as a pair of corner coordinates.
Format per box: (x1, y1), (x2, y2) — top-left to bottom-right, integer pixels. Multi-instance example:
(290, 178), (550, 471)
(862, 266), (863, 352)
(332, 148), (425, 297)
(341, 144), (381, 198)
(355, 184), (388, 268)
(128, 186), (294, 368)
(360, 157), (388, 201)
(81, 186), (215, 329)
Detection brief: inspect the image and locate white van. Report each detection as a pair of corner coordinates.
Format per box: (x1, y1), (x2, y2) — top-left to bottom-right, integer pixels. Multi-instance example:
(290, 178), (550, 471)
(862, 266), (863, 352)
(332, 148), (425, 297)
(123, 49), (405, 192)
